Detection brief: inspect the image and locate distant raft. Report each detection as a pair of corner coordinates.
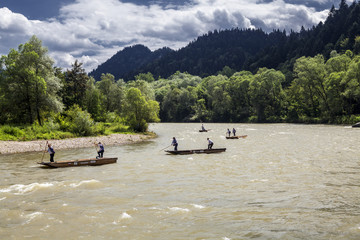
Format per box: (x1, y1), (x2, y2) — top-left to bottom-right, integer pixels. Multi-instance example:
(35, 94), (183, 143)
(199, 129), (209, 132)
(38, 157), (117, 168)
(226, 135), (248, 139)
(165, 148), (226, 155)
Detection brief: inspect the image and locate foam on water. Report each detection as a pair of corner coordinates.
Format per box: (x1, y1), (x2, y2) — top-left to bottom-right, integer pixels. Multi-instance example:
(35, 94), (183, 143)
(40, 224), (50, 231)
(191, 204), (206, 209)
(113, 212), (132, 225)
(69, 179), (101, 188)
(22, 212), (43, 224)
(120, 212), (132, 219)
(168, 207), (190, 213)
(250, 179), (269, 182)
(278, 131), (293, 135)
(149, 207), (162, 210)
(0, 182), (54, 195)
(0, 179), (101, 195)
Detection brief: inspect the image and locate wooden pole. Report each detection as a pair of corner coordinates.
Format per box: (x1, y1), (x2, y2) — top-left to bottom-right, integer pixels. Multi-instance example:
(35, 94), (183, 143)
(159, 145), (171, 151)
(40, 141), (48, 163)
(94, 142), (98, 155)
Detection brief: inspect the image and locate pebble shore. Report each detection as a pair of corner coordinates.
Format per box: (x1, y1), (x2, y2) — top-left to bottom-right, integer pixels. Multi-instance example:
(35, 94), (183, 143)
(0, 133), (154, 154)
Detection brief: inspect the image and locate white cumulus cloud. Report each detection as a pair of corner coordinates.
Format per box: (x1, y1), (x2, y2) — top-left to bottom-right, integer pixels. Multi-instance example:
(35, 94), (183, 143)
(0, 0), (330, 72)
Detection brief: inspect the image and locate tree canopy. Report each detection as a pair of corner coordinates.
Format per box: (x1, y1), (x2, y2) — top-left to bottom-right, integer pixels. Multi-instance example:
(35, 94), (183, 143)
(0, 35), (63, 125)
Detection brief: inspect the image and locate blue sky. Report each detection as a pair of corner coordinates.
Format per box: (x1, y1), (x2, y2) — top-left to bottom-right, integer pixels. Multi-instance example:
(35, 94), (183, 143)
(0, 0), (348, 72)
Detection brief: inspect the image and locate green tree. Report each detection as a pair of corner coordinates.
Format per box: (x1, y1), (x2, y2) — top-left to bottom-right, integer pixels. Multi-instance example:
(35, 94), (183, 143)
(0, 35), (63, 125)
(250, 68), (285, 122)
(84, 78), (103, 121)
(96, 73), (125, 113)
(161, 87), (197, 122)
(342, 55), (360, 114)
(211, 80), (232, 122)
(324, 51), (351, 116)
(123, 88), (159, 132)
(292, 55), (329, 118)
(325, 71), (347, 116)
(127, 79), (155, 100)
(192, 98), (209, 122)
(200, 75), (232, 122)
(217, 66), (236, 78)
(354, 36), (360, 54)
(135, 72), (155, 83)
(62, 60), (89, 109)
(228, 71), (254, 121)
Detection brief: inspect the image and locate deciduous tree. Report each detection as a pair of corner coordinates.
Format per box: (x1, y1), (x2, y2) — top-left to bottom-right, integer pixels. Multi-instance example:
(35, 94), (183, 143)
(0, 35), (63, 125)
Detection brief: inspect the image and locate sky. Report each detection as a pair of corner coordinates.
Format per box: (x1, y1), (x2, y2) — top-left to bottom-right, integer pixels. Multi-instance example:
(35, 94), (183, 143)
(0, 0), (351, 72)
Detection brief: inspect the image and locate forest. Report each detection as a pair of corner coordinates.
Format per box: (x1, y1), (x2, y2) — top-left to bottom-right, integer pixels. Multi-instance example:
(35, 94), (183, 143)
(151, 50), (360, 124)
(90, 0), (360, 83)
(0, 0), (360, 141)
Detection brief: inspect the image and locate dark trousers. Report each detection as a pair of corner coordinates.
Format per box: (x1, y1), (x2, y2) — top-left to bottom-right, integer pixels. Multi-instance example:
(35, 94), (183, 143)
(174, 143), (178, 151)
(50, 153), (55, 162)
(98, 150), (104, 158)
(208, 143), (213, 149)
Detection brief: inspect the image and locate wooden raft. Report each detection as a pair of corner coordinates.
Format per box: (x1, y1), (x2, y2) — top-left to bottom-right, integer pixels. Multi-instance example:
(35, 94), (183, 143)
(38, 157), (117, 168)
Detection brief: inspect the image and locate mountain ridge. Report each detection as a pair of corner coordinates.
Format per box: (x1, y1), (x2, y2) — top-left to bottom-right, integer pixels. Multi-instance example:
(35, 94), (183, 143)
(89, 0), (360, 82)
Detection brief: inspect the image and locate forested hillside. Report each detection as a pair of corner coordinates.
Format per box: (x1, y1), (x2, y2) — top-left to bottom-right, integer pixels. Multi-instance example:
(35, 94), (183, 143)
(89, 45), (173, 81)
(246, 0), (360, 84)
(90, 0), (360, 82)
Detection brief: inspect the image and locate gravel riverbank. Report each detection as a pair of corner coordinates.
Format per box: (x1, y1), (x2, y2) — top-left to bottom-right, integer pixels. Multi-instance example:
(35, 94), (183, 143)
(0, 133), (154, 154)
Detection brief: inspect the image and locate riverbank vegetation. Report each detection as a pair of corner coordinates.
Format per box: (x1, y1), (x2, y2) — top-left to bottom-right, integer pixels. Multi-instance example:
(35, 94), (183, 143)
(0, 36), (160, 140)
(1, 37), (360, 141)
(150, 51), (360, 124)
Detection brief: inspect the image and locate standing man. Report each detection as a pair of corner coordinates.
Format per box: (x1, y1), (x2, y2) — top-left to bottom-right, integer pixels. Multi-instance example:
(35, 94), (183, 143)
(171, 137), (178, 151)
(232, 128), (236, 136)
(207, 138), (214, 149)
(201, 124), (206, 131)
(97, 142), (104, 158)
(47, 143), (55, 162)
(227, 128), (231, 137)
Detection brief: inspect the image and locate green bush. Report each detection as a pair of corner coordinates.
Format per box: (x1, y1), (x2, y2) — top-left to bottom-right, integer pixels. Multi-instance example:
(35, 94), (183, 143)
(55, 114), (71, 131)
(92, 122), (106, 135)
(128, 118), (148, 132)
(0, 107), (139, 140)
(248, 116), (258, 123)
(0, 123), (75, 141)
(108, 123), (129, 133)
(1, 125), (24, 137)
(105, 112), (117, 123)
(65, 105), (94, 136)
(350, 115), (360, 124)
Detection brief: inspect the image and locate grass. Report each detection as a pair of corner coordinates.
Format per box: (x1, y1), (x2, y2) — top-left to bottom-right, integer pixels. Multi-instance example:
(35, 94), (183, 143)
(0, 124), (75, 141)
(0, 122), (139, 141)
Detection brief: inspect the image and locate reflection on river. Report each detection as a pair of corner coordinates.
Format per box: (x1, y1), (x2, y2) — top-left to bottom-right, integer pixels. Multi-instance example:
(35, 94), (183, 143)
(1, 123), (360, 239)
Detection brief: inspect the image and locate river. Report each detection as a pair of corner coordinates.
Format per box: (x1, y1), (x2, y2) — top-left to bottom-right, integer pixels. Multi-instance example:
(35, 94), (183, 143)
(0, 123), (359, 239)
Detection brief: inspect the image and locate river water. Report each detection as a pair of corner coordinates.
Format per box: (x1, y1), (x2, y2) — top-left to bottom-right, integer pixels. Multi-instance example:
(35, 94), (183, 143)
(0, 123), (359, 239)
